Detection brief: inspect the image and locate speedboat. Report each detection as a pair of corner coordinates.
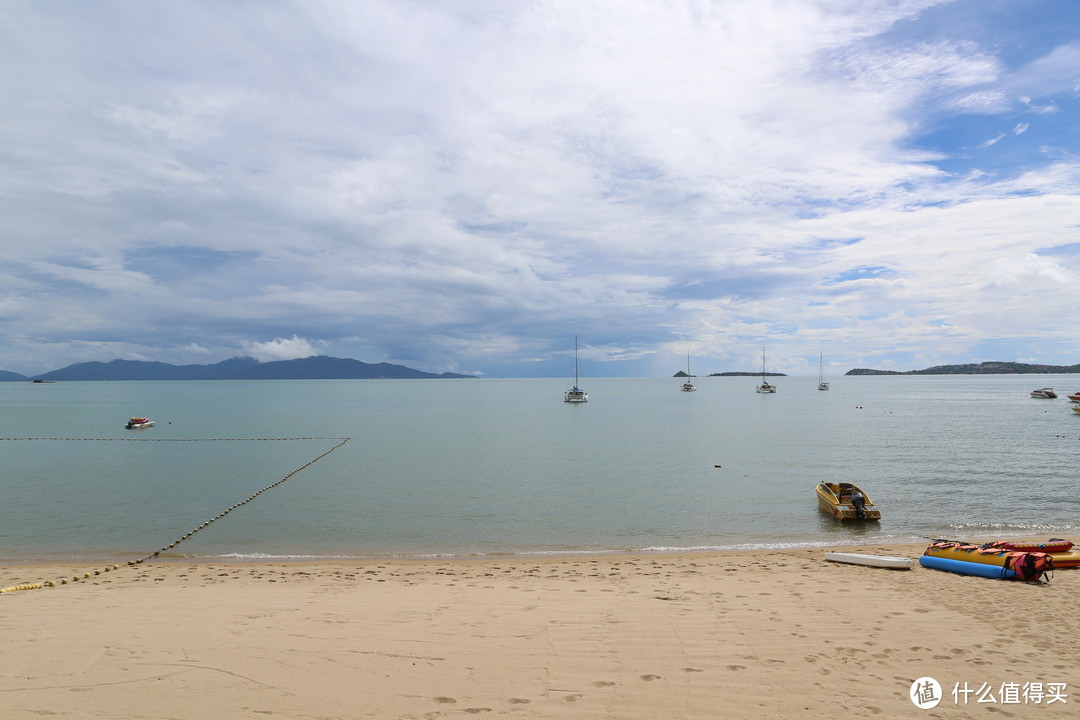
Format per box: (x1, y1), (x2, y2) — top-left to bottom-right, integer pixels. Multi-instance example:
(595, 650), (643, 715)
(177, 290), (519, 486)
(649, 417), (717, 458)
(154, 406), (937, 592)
(1030, 388), (1057, 399)
(815, 482), (881, 520)
(125, 417), (155, 429)
(1067, 391), (1080, 402)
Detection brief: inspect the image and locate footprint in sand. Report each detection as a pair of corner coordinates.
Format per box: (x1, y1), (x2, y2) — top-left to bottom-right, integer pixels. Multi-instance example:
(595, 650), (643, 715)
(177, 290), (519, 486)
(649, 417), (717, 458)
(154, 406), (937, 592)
(463, 709), (492, 714)
(507, 698), (531, 704)
(433, 697), (457, 704)
(592, 681), (616, 687)
(640, 674), (661, 681)
(681, 668), (704, 673)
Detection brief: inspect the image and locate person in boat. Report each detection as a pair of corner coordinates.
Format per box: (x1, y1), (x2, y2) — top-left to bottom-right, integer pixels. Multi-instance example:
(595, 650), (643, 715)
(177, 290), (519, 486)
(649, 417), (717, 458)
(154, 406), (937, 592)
(849, 488), (866, 519)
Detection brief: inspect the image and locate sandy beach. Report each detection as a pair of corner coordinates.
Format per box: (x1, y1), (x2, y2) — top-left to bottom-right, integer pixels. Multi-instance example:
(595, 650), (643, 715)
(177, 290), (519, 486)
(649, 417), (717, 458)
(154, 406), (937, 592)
(1, 543), (1075, 719)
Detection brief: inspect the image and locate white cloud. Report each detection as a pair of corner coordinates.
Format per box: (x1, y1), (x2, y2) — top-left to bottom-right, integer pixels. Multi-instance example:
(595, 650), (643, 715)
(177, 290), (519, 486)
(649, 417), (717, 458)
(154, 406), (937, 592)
(243, 336), (327, 363)
(0, 0), (1077, 377)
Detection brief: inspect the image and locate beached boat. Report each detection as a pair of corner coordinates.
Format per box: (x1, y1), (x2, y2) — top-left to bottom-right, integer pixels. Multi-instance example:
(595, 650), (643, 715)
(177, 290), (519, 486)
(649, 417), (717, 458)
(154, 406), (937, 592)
(982, 540), (1079, 567)
(921, 541), (1052, 581)
(563, 337), (588, 403)
(924, 541), (1018, 566)
(817, 351), (829, 391)
(680, 350), (696, 392)
(1030, 387), (1057, 398)
(755, 347), (776, 393)
(125, 417), (155, 429)
(1047, 549), (1080, 568)
(815, 482), (881, 520)
(824, 552), (911, 569)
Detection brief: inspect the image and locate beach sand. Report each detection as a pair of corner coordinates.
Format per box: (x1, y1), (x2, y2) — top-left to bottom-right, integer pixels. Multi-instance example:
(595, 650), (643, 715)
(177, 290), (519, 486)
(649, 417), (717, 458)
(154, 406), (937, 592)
(1, 543), (1075, 719)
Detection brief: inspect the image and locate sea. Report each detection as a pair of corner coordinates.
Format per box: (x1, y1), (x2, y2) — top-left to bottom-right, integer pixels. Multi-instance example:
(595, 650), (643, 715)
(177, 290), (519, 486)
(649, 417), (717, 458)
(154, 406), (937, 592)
(2, 375), (1078, 563)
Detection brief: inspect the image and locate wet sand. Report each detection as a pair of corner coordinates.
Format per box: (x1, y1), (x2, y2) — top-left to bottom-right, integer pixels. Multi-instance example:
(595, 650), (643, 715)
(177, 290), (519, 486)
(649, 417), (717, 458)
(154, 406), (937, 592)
(1, 543), (1075, 719)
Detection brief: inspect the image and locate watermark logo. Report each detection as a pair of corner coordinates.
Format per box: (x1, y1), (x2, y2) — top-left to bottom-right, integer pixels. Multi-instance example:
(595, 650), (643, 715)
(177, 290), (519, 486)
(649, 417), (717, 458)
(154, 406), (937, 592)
(911, 677), (942, 709)
(910, 678), (1067, 709)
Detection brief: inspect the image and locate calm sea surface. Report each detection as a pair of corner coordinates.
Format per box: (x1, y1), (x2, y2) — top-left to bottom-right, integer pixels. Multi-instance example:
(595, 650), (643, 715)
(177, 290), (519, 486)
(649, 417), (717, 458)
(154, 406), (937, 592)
(2, 375), (1078, 562)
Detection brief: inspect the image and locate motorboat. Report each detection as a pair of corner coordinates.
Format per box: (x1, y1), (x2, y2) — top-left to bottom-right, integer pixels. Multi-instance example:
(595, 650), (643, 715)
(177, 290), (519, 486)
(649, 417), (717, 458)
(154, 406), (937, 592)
(1066, 391), (1080, 402)
(564, 337), (588, 403)
(755, 346), (777, 393)
(680, 350), (696, 392)
(125, 417), (155, 429)
(815, 482), (880, 520)
(1030, 388), (1057, 399)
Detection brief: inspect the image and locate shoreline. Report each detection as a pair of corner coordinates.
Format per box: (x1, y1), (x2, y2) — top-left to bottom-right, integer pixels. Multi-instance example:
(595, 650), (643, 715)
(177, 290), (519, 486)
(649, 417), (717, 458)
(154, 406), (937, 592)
(0, 529), (1049, 569)
(3, 541), (1075, 719)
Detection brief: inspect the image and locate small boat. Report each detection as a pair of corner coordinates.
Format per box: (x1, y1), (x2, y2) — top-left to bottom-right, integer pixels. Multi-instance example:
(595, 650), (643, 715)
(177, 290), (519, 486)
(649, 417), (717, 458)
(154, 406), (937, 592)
(983, 539), (1078, 567)
(564, 337), (588, 403)
(921, 541), (1052, 581)
(1047, 549), (1080, 568)
(125, 417), (155, 429)
(680, 350), (696, 392)
(1030, 387), (1057, 398)
(817, 351), (829, 391)
(815, 482), (881, 520)
(1073, 406), (1080, 414)
(824, 552), (912, 569)
(986, 539), (1073, 553)
(924, 541), (1018, 566)
(755, 346), (776, 393)
(1067, 391), (1080, 402)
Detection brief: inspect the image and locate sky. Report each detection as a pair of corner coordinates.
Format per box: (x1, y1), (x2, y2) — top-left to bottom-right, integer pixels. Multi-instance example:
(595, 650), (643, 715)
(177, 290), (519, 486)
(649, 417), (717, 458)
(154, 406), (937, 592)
(1, 0), (1078, 378)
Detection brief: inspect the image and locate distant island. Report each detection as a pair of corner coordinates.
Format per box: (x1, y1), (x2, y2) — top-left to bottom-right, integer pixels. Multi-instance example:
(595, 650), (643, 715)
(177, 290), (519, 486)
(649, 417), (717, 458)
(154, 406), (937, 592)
(846, 361), (1080, 376)
(707, 371), (785, 377)
(1, 356), (474, 381)
(671, 371), (786, 377)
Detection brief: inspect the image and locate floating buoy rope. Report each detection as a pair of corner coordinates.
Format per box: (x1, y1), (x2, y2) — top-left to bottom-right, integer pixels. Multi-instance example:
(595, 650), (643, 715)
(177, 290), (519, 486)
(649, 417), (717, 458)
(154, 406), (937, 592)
(0, 436), (351, 594)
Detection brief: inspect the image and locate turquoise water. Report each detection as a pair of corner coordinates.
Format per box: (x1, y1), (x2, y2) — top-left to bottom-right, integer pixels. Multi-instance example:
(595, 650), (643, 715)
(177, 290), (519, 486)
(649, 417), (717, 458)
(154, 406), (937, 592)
(1, 375), (1078, 562)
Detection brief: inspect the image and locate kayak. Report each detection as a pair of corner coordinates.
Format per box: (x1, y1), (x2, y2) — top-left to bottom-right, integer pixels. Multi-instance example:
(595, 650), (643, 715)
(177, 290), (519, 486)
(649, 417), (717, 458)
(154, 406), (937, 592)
(824, 552), (913, 569)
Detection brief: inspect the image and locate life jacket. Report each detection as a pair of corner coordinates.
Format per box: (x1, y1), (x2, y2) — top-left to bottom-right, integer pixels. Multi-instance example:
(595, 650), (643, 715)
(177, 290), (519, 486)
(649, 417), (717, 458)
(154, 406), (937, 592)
(1003, 551), (1053, 582)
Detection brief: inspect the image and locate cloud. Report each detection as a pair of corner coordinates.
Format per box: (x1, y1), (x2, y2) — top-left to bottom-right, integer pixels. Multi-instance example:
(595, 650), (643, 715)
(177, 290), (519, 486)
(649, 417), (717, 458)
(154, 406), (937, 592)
(0, 0), (1078, 377)
(242, 336), (327, 363)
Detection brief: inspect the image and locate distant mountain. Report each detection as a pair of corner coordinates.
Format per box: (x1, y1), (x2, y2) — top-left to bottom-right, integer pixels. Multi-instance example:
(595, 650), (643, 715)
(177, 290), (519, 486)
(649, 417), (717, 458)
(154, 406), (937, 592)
(706, 371), (786, 377)
(5, 356), (474, 381)
(846, 361), (1080, 376)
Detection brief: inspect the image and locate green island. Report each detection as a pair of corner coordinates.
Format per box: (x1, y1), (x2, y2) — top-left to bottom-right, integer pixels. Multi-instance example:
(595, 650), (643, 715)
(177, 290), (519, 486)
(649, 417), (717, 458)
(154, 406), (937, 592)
(845, 361), (1080, 376)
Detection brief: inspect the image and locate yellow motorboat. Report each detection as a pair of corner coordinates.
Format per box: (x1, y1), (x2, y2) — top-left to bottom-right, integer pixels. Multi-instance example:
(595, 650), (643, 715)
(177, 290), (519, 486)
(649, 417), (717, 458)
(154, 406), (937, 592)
(815, 482), (881, 520)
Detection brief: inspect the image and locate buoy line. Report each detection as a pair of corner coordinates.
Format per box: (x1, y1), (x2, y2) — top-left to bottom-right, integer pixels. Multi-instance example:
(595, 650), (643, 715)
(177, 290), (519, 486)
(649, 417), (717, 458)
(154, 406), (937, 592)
(0, 436), (351, 594)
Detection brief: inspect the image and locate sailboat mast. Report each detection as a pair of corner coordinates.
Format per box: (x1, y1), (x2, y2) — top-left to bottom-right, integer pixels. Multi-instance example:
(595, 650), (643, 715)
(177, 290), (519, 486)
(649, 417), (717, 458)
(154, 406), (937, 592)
(574, 336), (580, 386)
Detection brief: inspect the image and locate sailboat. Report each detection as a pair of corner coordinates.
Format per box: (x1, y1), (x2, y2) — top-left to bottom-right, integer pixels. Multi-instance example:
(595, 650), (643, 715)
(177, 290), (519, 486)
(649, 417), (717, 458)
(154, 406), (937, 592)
(680, 350), (697, 392)
(818, 351), (830, 391)
(755, 346), (776, 393)
(564, 337), (588, 403)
